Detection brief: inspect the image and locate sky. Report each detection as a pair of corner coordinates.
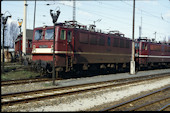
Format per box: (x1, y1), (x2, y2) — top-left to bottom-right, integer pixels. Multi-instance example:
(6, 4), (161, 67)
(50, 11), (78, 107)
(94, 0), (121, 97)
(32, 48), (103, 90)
(1, 0), (170, 42)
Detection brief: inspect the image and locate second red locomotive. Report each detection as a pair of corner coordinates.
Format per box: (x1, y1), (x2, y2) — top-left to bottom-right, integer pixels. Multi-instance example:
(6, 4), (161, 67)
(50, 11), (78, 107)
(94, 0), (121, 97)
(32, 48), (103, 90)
(135, 38), (170, 70)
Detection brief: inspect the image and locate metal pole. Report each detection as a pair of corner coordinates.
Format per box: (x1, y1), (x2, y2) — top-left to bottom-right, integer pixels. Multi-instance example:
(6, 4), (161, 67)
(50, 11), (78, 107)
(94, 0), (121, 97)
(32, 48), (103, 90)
(22, 0), (27, 57)
(130, 0), (135, 74)
(33, 0), (36, 29)
(139, 26), (141, 39)
(52, 24), (56, 85)
(140, 10), (142, 38)
(2, 24), (5, 73)
(154, 32), (157, 40)
(73, 0), (75, 25)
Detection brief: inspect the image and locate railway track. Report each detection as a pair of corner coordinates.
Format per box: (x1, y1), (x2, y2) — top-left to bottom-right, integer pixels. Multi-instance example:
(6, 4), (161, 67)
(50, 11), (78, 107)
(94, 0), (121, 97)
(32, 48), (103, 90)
(1, 73), (169, 107)
(158, 104), (170, 111)
(1, 78), (61, 86)
(100, 86), (170, 111)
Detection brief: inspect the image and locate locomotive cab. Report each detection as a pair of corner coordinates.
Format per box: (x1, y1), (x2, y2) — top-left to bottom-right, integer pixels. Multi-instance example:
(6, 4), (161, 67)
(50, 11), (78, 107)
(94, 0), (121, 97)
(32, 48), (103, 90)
(32, 25), (75, 74)
(135, 38), (149, 67)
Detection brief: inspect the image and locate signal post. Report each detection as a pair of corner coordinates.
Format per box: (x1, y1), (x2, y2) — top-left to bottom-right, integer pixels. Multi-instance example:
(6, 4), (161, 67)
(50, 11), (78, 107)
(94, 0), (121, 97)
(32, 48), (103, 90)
(50, 8), (60, 85)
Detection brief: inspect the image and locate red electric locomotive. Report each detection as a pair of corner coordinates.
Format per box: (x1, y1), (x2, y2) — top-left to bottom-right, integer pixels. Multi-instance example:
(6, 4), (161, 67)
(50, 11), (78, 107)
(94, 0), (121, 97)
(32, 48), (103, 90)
(135, 37), (170, 69)
(31, 21), (132, 76)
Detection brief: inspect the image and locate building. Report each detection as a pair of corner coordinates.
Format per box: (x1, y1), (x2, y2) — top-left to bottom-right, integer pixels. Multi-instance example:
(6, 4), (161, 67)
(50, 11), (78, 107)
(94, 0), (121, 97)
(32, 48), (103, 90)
(15, 29), (33, 56)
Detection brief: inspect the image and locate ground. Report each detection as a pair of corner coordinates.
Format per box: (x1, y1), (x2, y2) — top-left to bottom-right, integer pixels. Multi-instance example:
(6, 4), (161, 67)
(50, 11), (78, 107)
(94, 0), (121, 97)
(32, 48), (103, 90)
(1, 62), (40, 81)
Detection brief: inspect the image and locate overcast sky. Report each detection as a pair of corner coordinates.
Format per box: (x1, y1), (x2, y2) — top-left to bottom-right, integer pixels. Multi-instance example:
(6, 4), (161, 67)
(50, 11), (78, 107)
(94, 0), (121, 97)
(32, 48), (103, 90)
(2, 0), (170, 42)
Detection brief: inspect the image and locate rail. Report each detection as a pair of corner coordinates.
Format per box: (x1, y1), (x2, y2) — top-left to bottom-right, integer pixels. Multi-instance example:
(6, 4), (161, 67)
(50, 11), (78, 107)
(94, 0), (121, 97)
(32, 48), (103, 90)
(100, 86), (170, 111)
(1, 73), (169, 107)
(1, 78), (58, 86)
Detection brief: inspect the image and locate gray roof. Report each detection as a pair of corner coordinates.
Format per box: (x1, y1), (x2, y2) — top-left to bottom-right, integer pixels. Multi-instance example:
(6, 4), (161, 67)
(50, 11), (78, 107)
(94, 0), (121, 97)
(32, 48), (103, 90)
(21, 29), (33, 40)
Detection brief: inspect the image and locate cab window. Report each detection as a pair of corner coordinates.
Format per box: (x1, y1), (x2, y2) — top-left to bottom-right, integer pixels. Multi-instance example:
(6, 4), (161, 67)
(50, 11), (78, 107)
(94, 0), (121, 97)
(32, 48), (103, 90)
(60, 30), (66, 40)
(45, 29), (53, 40)
(67, 31), (72, 42)
(142, 43), (147, 50)
(34, 30), (43, 40)
(135, 43), (139, 49)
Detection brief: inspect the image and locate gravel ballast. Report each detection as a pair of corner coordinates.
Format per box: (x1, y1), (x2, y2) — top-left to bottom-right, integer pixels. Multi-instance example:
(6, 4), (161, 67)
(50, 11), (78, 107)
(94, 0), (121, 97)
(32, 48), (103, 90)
(1, 69), (170, 111)
(29, 76), (170, 111)
(2, 75), (169, 112)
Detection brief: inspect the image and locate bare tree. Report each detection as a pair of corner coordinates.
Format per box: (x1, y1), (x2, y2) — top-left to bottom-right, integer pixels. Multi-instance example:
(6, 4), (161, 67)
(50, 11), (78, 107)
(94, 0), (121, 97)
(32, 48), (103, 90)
(9, 21), (19, 48)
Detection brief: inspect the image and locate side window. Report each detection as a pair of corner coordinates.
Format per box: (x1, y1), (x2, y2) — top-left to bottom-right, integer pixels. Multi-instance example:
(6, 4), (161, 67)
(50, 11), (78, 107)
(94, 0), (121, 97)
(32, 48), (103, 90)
(142, 43), (147, 50)
(126, 40), (130, 48)
(107, 37), (111, 46)
(67, 31), (72, 42)
(165, 46), (170, 52)
(60, 30), (66, 40)
(142, 43), (145, 50)
(90, 34), (97, 45)
(113, 38), (119, 47)
(120, 39), (124, 48)
(145, 44), (148, 50)
(79, 32), (88, 44)
(99, 36), (105, 46)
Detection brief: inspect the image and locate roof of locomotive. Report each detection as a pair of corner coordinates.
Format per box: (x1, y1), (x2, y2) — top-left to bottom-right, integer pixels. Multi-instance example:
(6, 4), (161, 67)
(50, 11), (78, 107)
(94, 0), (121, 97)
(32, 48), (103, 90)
(135, 37), (170, 46)
(34, 21), (131, 40)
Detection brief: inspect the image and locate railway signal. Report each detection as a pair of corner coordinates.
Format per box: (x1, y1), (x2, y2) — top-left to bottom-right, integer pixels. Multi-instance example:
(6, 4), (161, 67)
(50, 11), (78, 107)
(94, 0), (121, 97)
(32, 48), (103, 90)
(50, 8), (60, 85)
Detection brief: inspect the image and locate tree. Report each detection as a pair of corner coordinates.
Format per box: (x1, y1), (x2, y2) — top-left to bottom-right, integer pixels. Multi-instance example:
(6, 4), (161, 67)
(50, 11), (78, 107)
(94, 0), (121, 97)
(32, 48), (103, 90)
(9, 20), (19, 48)
(1, 18), (19, 48)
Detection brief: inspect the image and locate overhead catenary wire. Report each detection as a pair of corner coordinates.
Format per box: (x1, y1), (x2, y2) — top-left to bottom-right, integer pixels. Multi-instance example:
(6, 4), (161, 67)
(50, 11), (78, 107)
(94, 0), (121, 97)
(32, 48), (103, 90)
(120, 0), (170, 24)
(3, 1), (169, 40)
(39, 1), (169, 40)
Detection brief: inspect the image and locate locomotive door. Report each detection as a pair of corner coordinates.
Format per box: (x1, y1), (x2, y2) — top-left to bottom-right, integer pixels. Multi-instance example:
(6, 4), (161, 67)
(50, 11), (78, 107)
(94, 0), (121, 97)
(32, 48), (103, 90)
(65, 30), (74, 72)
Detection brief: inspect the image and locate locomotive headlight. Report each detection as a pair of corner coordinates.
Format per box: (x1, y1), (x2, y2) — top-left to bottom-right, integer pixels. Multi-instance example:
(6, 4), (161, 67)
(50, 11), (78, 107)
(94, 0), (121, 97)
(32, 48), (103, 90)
(32, 45), (36, 53)
(51, 45), (53, 52)
(135, 53), (138, 57)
